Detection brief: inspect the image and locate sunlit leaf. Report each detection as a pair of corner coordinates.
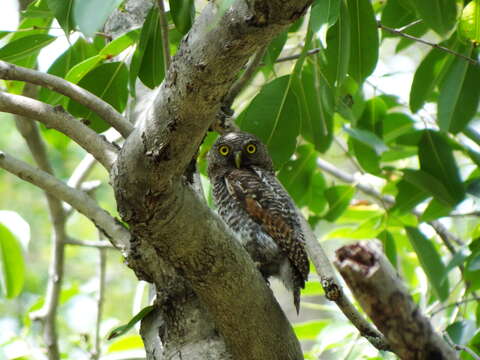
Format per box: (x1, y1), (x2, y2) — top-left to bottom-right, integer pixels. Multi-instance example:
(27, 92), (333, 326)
(0, 223), (25, 298)
(108, 335), (144, 352)
(459, 0), (480, 43)
(100, 28), (141, 57)
(293, 320), (329, 340)
(0, 34), (55, 64)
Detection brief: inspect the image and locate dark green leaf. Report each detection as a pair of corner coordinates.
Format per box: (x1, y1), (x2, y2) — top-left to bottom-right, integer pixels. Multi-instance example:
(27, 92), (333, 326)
(438, 43), (474, 132)
(419, 198), (452, 222)
(445, 60), (480, 133)
(347, 0), (379, 84)
(67, 62), (128, 132)
(74, 0), (123, 38)
(383, 113), (414, 143)
(418, 130), (465, 205)
(0, 223), (25, 299)
(304, 171), (327, 214)
(323, 185), (355, 222)
(262, 31), (288, 73)
(403, 169), (456, 207)
(405, 227), (449, 301)
(131, 7), (165, 90)
(278, 144), (317, 204)
(39, 38), (98, 105)
(378, 230), (398, 268)
(381, 0), (415, 33)
(47, 0), (75, 34)
(169, 0), (195, 35)
(393, 179), (429, 213)
(349, 137), (381, 174)
(108, 305), (155, 340)
(310, 0), (341, 45)
(0, 34), (55, 64)
(238, 75), (301, 168)
(409, 40), (455, 113)
(296, 61), (334, 152)
(322, 0), (350, 88)
(411, 0), (457, 36)
(446, 321), (477, 346)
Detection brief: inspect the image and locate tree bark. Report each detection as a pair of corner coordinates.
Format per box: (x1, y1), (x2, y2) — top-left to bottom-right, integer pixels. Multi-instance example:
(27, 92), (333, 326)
(111, 1), (311, 359)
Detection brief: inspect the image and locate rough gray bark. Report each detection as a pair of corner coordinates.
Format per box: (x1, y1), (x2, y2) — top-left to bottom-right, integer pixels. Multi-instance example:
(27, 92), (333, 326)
(335, 241), (459, 360)
(111, 1), (311, 359)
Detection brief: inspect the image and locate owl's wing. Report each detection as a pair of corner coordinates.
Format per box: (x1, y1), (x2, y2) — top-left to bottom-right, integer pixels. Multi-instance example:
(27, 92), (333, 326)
(224, 168), (310, 287)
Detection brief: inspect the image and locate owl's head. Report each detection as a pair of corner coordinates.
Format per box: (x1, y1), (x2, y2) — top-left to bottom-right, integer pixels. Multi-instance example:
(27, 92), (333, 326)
(207, 131), (274, 178)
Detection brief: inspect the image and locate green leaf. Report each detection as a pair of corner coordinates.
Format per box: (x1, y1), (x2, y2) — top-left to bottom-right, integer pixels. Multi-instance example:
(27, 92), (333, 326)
(293, 320), (329, 340)
(238, 75), (301, 168)
(262, 30), (288, 74)
(132, 7), (165, 90)
(278, 144), (317, 204)
(383, 113), (414, 143)
(169, 0), (195, 35)
(323, 0), (350, 88)
(301, 281), (324, 296)
(64, 55), (106, 84)
(393, 179), (429, 213)
(108, 305), (155, 340)
(347, 0), (379, 84)
(108, 335), (144, 352)
(0, 223), (25, 298)
(438, 43), (474, 132)
(74, 0), (123, 38)
(444, 60), (480, 133)
(344, 127), (388, 155)
(378, 230), (397, 268)
(296, 60), (334, 153)
(418, 130), (465, 205)
(405, 227), (449, 301)
(403, 169), (456, 207)
(323, 185), (355, 222)
(381, 0), (415, 33)
(411, 0), (457, 36)
(459, 0), (480, 43)
(39, 38), (98, 105)
(409, 39), (455, 113)
(446, 320), (477, 346)
(47, 0), (75, 34)
(420, 198), (452, 222)
(310, 0), (341, 45)
(100, 28), (141, 57)
(304, 171), (327, 214)
(67, 62), (129, 132)
(444, 247), (470, 275)
(0, 34), (55, 64)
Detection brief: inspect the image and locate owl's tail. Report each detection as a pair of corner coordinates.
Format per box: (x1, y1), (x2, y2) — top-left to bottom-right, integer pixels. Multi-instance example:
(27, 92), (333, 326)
(293, 287), (301, 315)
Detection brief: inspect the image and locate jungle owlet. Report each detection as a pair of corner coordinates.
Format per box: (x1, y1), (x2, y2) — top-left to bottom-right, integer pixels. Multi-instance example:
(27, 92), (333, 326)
(207, 131), (309, 314)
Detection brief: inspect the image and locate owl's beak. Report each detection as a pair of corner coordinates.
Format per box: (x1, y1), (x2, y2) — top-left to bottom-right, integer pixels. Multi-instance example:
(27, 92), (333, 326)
(234, 151), (242, 169)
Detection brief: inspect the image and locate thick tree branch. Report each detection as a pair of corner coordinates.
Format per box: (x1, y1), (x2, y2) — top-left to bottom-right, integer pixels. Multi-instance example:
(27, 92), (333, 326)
(335, 241), (459, 360)
(0, 91), (118, 170)
(0, 151), (130, 251)
(0, 60), (133, 137)
(112, 1), (312, 359)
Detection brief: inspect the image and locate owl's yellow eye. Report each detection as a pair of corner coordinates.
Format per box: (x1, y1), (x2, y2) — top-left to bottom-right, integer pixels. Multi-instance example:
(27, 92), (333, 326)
(245, 143), (257, 154)
(218, 145), (230, 156)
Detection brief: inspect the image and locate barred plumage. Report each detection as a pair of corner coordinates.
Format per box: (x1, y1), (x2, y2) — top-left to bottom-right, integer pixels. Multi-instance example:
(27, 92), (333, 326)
(207, 131), (309, 314)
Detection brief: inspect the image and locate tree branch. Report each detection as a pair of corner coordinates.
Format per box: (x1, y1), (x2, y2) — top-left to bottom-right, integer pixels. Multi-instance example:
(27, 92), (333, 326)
(335, 241), (459, 360)
(0, 60), (133, 137)
(112, 1), (312, 358)
(15, 106), (66, 360)
(0, 91), (118, 170)
(91, 241), (107, 360)
(0, 151), (130, 251)
(377, 22), (479, 66)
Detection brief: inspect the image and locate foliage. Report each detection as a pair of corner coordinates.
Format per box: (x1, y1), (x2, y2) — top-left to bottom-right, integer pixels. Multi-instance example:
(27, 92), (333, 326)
(1, 0), (480, 359)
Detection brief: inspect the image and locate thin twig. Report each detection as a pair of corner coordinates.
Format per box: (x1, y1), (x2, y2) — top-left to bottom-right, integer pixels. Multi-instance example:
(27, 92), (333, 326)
(444, 332), (480, 360)
(156, 0), (171, 72)
(0, 91), (118, 170)
(274, 47), (321, 64)
(223, 45), (268, 109)
(15, 103), (66, 360)
(0, 151), (131, 251)
(65, 237), (115, 249)
(430, 297), (478, 316)
(377, 22), (479, 66)
(0, 61), (133, 137)
(396, 19), (423, 32)
(91, 238), (107, 360)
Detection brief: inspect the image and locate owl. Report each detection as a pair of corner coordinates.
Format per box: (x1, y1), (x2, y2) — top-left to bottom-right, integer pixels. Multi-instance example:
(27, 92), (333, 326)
(207, 131), (309, 314)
